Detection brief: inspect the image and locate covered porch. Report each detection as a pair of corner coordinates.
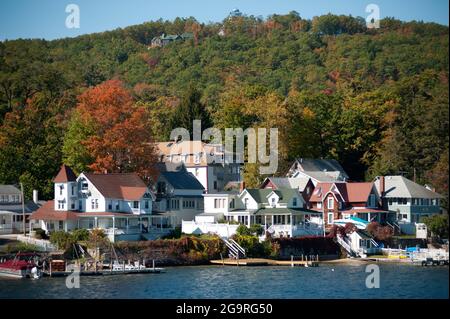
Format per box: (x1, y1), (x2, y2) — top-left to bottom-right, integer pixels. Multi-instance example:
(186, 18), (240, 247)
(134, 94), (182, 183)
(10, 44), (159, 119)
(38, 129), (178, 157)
(341, 208), (393, 224)
(0, 211), (31, 234)
(256, 208), (324, 238)
(77, 213), (174, 242)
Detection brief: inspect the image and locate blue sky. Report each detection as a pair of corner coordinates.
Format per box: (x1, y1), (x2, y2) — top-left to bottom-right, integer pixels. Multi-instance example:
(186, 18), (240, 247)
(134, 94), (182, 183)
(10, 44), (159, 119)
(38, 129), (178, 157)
(0, 0), (448, 41)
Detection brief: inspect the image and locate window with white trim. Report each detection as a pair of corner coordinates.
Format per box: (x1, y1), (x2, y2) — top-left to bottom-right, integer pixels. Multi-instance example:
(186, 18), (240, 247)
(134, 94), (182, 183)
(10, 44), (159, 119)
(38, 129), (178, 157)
(328, 212), (334, 224)
(327, 197), (334, 209)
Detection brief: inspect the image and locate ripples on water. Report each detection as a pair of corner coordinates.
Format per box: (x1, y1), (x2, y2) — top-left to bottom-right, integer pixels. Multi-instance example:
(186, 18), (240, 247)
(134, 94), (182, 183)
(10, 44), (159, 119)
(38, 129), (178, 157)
(0, 264), (448, 299)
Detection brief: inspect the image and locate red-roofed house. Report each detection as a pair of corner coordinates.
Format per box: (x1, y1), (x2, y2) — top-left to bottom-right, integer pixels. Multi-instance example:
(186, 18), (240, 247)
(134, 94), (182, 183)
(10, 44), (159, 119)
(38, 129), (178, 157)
(31, 165), (169, 242)
(309, 181), (390, 227)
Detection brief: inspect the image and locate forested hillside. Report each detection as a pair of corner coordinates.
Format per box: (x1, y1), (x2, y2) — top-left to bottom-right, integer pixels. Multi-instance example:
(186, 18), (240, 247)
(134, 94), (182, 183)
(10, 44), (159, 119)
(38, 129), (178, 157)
(0, 12), (448, 204)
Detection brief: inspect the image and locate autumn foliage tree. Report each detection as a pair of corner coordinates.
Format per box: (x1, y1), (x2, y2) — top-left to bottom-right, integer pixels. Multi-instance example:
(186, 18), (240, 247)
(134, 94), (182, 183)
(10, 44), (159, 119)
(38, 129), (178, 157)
(62, 80), (157, 181)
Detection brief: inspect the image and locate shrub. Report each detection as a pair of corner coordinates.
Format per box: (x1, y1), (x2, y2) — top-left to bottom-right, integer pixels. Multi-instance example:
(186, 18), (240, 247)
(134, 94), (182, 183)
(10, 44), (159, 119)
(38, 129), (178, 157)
(162, 226), (182, 239)
(232, 234), (273, 258)
(49, 231), (74, 250)
(366, 222), (393, 241)
(87, 229), (109, 249)
(6, 242), (39, 253)
(423, 215), (449, 239)
(249, 224), (264, 236)
(236, 224), (252, 236)
(71, 229), (90, 242)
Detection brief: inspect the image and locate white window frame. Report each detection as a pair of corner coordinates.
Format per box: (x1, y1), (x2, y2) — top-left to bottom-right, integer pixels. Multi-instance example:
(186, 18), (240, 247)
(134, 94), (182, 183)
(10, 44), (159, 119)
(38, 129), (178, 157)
(328, 212), (334, 224)
(327, 197), (334, 209)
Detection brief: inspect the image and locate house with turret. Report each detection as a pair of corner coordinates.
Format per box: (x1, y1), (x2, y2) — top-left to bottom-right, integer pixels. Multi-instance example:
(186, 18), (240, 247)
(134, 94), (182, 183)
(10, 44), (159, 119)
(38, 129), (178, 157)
(31, 165), (167, 242)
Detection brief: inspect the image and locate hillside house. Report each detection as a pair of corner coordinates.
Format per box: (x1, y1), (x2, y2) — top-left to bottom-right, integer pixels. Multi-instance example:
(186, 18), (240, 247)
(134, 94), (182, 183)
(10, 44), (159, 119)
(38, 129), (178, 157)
(155, 140), (242, 193)
(286, 158), (349, 185)
(150, 32), (194, 47)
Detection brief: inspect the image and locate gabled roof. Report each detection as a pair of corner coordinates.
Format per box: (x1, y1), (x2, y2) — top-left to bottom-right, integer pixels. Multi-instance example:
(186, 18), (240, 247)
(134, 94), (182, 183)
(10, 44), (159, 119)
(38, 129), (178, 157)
(243, 188), (300, 204)
(295, 158), (348, 176)
(83, 173), (150, 200)
(288, 158), (349, 181)
(262, 177), (311, 191)
(381, 176), (443, 199)
(309, 182), (374, 203)
(0, 185), (21, 195)
(160, 171), (204, 190)
(53, 165), (77, 183)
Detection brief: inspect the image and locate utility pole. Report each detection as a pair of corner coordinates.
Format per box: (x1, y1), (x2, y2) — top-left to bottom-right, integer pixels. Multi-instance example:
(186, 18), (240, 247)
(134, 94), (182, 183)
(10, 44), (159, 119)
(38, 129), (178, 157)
(20, 182), (25, 236)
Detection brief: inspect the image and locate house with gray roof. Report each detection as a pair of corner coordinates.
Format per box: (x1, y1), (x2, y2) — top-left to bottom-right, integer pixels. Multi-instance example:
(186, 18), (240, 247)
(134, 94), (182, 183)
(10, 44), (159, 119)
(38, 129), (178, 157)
(260, 177), (315, 202)
(374, 175), (444, 234)
(0, 185), (42, 234)
(153, 168), (205, 227)
(286, 158), (349, 185)
(150, 32), (194, 47)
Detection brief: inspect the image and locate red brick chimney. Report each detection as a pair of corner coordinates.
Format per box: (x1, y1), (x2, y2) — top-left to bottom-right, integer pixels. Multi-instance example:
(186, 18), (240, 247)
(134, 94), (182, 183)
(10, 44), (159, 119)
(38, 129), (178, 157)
(380, 176), (385, 196)
(240, 181), (246, 193)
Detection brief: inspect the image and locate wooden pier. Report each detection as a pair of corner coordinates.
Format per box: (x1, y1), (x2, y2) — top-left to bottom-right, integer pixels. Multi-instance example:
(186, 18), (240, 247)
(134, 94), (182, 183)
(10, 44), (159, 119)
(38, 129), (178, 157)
(210, 258), (319, 267)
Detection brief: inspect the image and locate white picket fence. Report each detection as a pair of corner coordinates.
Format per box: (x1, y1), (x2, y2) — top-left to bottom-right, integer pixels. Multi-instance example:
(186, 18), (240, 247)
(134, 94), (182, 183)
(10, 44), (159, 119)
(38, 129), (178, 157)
(16, 235), (56, 251)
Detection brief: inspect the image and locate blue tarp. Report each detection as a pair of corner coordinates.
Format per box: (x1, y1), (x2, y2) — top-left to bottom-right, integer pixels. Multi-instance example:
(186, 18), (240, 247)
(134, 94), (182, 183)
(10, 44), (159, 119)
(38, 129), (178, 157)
(350, 216), (370, 225)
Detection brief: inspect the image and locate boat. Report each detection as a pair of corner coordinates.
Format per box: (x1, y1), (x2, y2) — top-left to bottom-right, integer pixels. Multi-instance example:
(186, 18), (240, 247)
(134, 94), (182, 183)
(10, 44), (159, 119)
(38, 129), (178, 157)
(0, 253), (39, 278)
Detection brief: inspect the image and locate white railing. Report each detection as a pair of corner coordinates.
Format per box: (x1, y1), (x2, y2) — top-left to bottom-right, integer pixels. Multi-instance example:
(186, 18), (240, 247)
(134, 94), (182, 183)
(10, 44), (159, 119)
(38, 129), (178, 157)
(336, 235), (353, 255)
(267, 223), (323, 238)
(182, 221), (239, 238)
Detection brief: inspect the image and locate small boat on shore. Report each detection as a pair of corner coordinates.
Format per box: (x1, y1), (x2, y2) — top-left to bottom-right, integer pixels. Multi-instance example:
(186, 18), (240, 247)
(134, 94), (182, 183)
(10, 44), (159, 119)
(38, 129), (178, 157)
(0, 253), (40, 279)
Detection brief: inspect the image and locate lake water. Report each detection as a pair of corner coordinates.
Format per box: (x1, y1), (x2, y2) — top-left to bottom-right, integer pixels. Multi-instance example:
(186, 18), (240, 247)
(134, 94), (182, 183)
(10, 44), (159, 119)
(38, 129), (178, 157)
(0, 263), (448, 299)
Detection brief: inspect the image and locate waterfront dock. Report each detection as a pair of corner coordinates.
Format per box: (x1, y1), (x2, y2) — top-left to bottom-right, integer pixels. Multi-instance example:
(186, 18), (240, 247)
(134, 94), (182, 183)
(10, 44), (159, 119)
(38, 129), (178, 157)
(210, 258), (319, 267)
(43, 267), (165, 277)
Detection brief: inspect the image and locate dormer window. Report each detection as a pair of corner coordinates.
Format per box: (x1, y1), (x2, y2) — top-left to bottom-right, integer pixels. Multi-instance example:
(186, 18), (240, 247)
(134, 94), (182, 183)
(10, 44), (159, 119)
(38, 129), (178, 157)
(293, 197), (297, 207)
(271, 197), (276, 207)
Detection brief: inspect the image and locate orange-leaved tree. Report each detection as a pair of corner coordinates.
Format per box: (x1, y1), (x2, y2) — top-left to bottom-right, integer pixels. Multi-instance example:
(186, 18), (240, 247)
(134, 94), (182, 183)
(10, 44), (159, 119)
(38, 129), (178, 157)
(62, 79), (157, 181)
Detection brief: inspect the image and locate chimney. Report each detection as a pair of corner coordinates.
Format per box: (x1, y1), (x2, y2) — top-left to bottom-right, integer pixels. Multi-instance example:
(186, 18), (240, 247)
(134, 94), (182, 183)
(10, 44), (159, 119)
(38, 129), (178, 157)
(380, 176), (385, 196)
(33, 189), (39, 204)
(240, 181), (246, 193)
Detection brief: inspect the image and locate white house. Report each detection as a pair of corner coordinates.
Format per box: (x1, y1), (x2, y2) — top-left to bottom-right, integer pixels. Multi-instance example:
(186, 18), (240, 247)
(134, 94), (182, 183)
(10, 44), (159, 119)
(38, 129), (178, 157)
(153, 167), (205, 227)
(182, 188), (323, 239)
(31, 165), (161, 242)
(286, 158), (349, 185)
(155, 140), (242, 193)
